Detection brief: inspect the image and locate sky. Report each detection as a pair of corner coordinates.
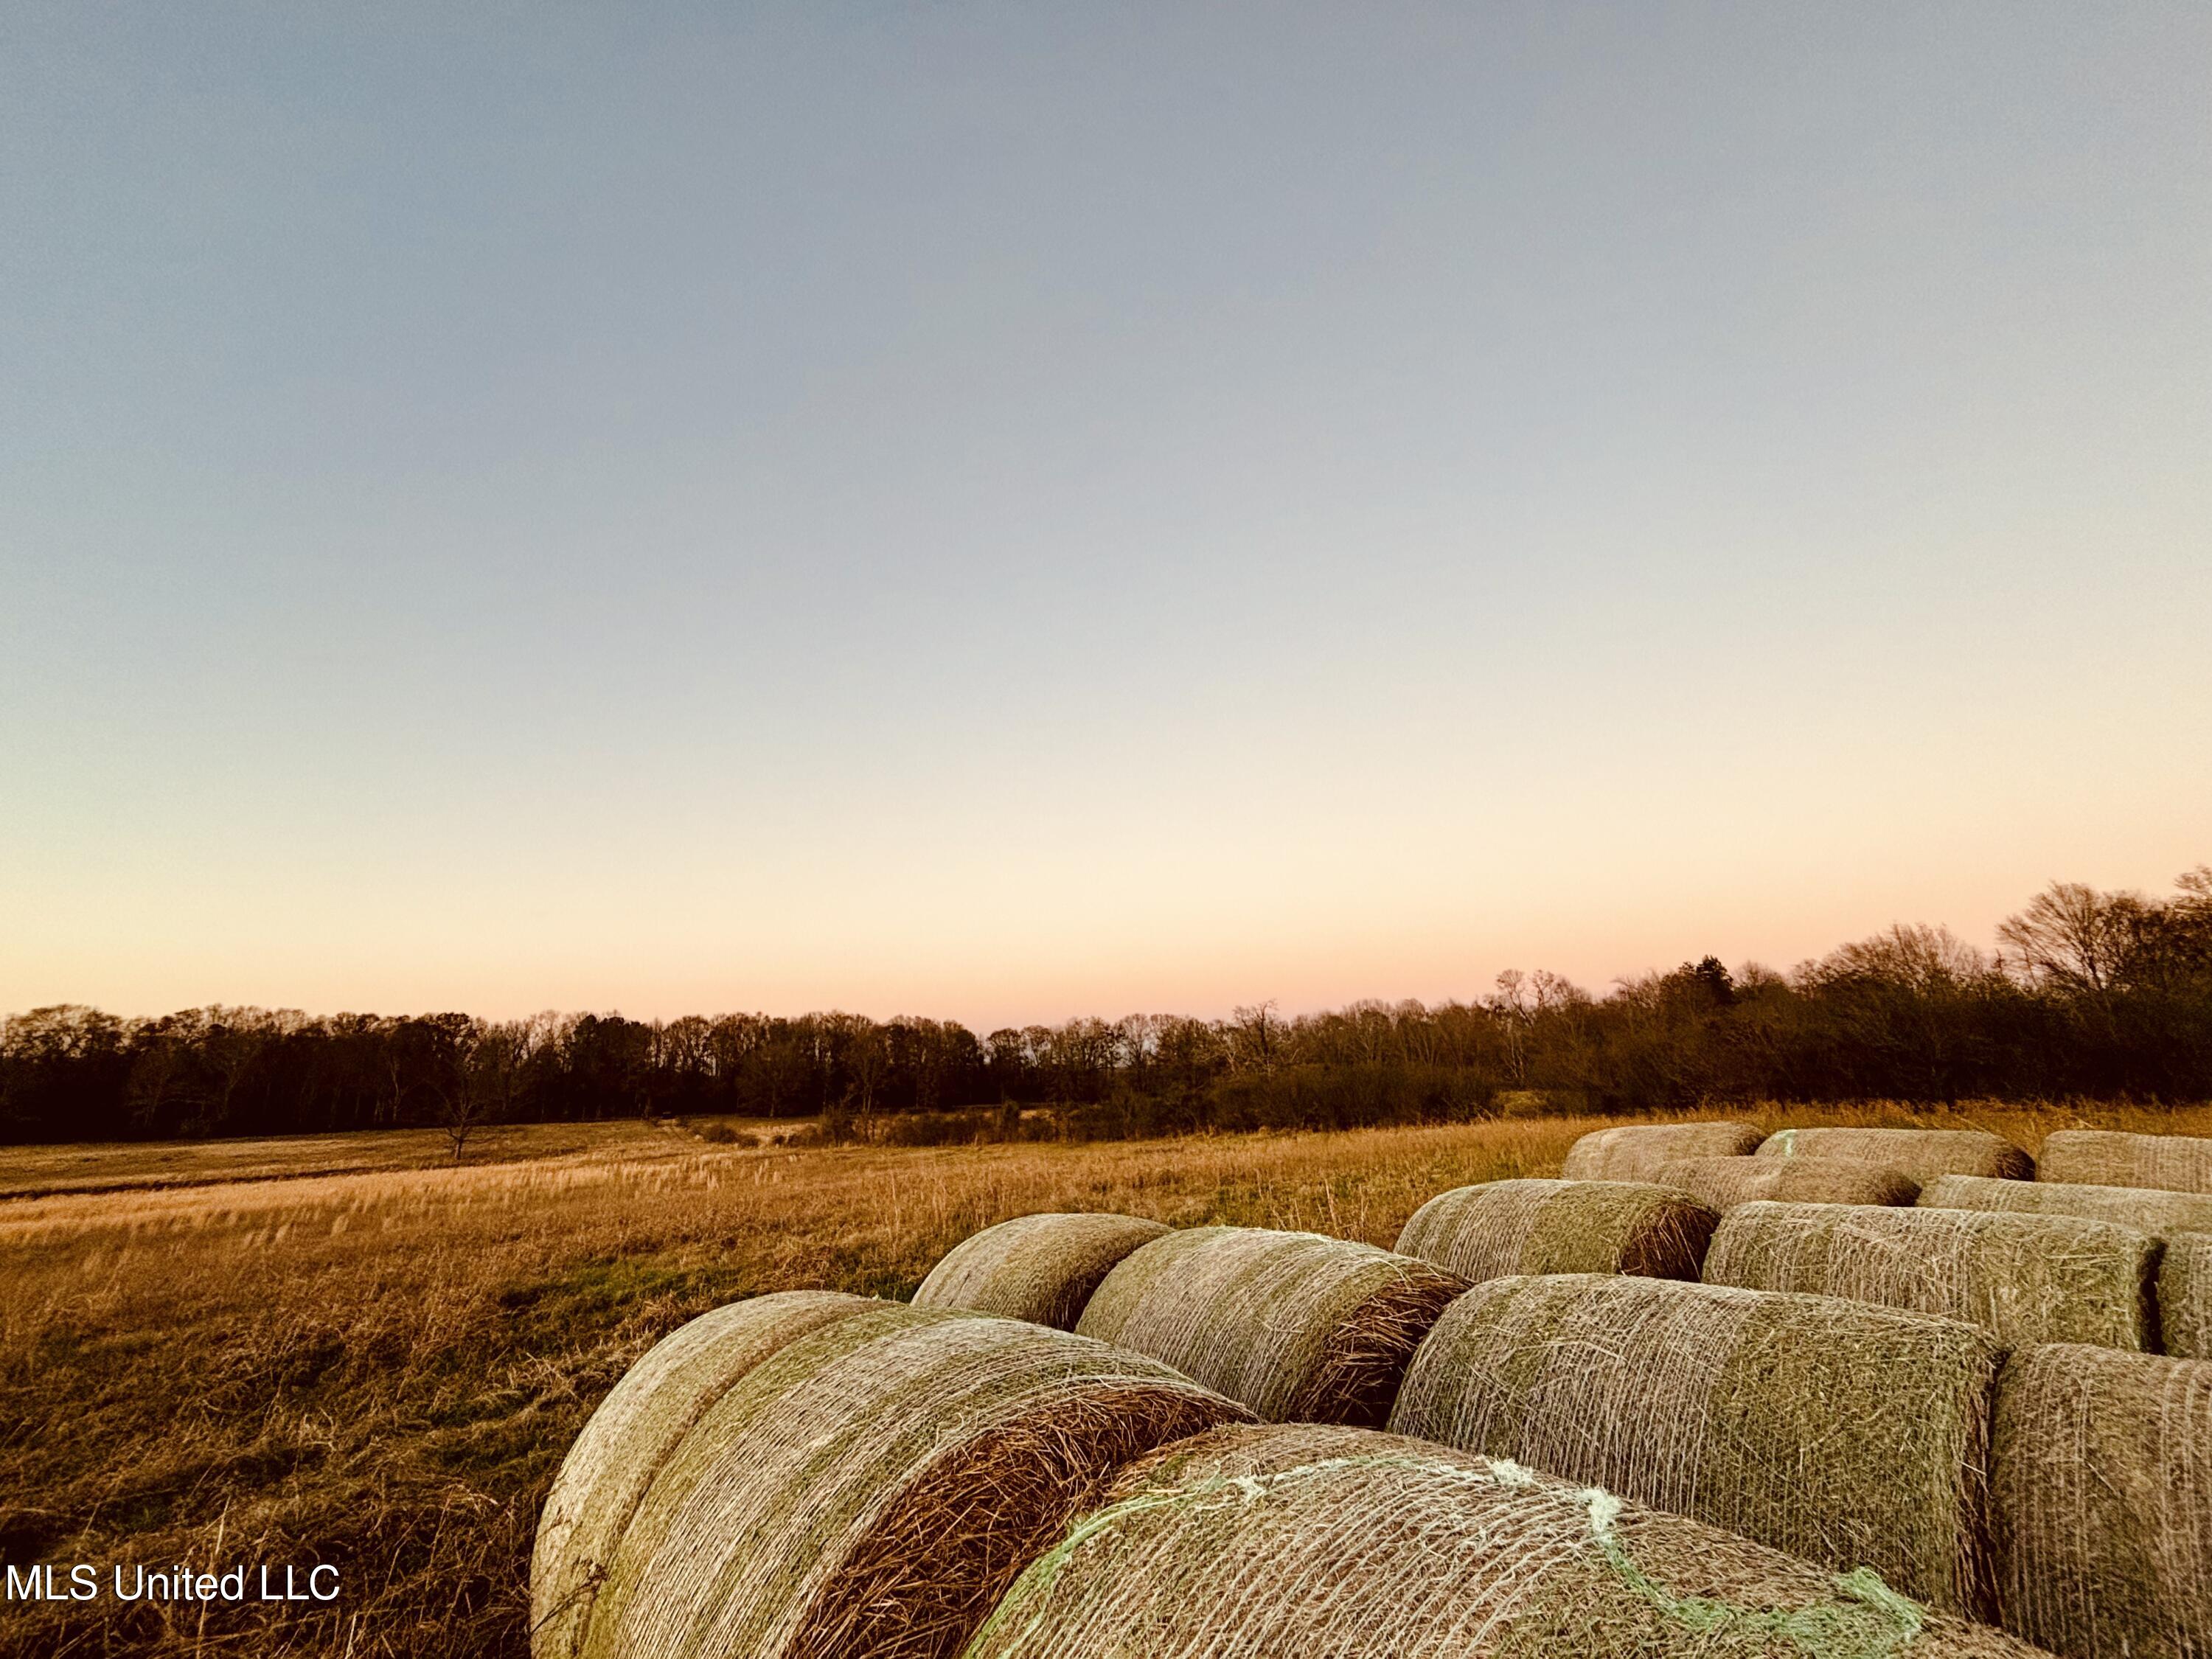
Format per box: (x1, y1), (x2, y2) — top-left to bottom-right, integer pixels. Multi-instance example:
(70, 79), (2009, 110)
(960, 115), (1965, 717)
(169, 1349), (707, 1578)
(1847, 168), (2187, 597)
(2, 3), (2208, 1028)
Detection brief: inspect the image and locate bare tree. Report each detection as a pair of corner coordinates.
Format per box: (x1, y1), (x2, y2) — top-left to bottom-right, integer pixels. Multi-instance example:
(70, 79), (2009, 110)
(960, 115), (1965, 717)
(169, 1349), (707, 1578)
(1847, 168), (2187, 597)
(1997, 882), (2148, 996)
(1228, 1001), (1281, 1072)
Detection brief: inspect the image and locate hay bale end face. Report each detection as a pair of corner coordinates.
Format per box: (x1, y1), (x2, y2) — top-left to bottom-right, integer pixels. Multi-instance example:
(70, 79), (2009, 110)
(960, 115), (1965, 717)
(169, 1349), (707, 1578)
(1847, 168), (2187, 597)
(1653, 1153), (1919, 1211)
(959, 1422), (2045, 1659)
(912, 1212), (1169, 1329)
(1559, 1119), (1761, 1182)
(1395, 1178), (1718, 1284)
(1389, 1273), (2005, 1615)
(532, 1290), (878, 1659)
(566, 1303), (1248, 1659)
(1991, 1343), (2212, 1659)
(1921, 1173), (2212, 1238)
(2037, 1128), (2212, 1195)
(1074, 1227), (1467, 1426)
(1704, 1200), (2158, 1351)
(2163, 1235), (2212, 1362)
(1759, 1125), (2034, 1183)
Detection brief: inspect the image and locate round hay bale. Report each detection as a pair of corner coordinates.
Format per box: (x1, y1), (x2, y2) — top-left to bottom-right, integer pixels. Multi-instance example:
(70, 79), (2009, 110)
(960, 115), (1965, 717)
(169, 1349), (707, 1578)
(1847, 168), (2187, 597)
(2163, 1234), (2212, 1362)
(2037, 1127), (2212, 1195)
(1388, 1273), (2005, 1615)
(532, 1290), (878, 1659)
(1394, 1178), (1718, 1284)
(1074, 1227), (1467, 1426)
(1559, 1119), (1761, 1181)
(1991, 1343), (2212, 1658)
(1759, 1126), (2034, 1183)
(912, 1212), (1169, 1329)
(960, 1422), (2045, 1658)
(1653, 1153), (1920, 1211)
(1921, 1172), (2212, 1237)
(1704, 1200), (2158, 1351)
(571, 1301), (1248, 1659)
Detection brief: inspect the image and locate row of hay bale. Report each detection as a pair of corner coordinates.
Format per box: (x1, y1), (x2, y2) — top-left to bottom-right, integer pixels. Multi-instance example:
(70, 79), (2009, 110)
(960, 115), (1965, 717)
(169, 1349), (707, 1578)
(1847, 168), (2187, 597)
(914, 1203), (2209, 1654)
(921, 1216), (1470, 1426)
(1562, 1116), (2039, 1186)
(534, 1288), (2056, 1659)
(1557, 1119), (2212, 1199)
(1559, 1119), (2212, 1360)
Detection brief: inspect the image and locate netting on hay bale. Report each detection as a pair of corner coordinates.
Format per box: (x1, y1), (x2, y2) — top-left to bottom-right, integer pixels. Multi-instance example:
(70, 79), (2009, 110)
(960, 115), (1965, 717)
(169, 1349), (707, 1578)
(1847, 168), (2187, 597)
(1073, 1227), (1469, 1426)
(1703, 1200), (2157, 1352)
(1388, 1273), (2006, 1616)
(2166, 1235), (2212, 1362)
(1920, 1174), (2212, 1237)
(559, 1301), (1248, 1659)
(1991, 1343), (2212, 1659)
(1560, 1119), (1762, 1182)
(958, 1422), (2046, 1659)
(533, 1290), (878, 1659)
(1759, 1127), (2034, 1184)
(1654, 1154), (1920, 1211)
(1394, 1178), (1718, 1284)
(911, 1212), (1169, 1330)
(2036, 1128), (2212, 1195)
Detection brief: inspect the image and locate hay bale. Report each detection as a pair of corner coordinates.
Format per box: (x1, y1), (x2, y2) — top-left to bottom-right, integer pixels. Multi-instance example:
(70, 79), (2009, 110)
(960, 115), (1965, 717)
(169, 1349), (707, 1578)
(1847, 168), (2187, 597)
(1704, 1200), (2158, 1351)
(566, 1301), (1247, 1659)
(1073, 1227), (1467, 1426)
(1921, 1172), (2212, 1237)
(961, 1422), (2045, 1658)
(533, 1290), (877, 1658)
(1653, 1153), (1920, 1211)
(1560, 1119), (1761, 1181)
(1395, 1178), (1718, 1283)
(1990, 1343), (2212, 1658)
(1388, 1273), (2005, 1615)
(1760, 1125), (2034, 1183)
(2037, 1128), (2212, 1194)
(2163, 1234), (2212, 1362)
(912, 1212), (1169, 1329)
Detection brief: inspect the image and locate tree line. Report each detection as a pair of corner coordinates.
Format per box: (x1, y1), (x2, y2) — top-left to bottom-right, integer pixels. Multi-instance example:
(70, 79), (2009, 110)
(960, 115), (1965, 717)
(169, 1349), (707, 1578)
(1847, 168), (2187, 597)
(4, 867), (2208, 1148)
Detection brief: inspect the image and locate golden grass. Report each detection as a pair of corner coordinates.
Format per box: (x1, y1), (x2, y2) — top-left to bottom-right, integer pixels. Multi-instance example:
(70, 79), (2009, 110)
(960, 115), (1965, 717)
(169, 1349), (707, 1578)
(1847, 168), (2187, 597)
(1, 1098), (2207, 1657)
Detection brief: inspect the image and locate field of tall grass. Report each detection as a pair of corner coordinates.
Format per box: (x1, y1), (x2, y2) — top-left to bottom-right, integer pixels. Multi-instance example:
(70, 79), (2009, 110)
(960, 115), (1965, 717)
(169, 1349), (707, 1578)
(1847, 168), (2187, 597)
(4, 1099), (2206, 1657)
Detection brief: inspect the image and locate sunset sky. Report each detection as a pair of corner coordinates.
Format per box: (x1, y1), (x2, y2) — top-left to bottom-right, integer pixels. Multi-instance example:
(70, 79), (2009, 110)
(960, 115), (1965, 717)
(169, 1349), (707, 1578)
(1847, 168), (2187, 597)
(4, 4), (2207, 1028)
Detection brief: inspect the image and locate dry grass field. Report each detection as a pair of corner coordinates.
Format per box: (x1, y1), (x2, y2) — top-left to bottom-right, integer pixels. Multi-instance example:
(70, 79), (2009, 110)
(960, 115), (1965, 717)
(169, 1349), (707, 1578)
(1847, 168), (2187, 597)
(4, 1100), (2208, 1658)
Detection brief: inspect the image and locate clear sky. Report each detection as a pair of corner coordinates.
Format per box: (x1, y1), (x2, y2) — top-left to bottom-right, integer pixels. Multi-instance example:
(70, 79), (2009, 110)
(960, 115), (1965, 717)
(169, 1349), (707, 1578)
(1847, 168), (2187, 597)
(3, 4), (2207, 1028)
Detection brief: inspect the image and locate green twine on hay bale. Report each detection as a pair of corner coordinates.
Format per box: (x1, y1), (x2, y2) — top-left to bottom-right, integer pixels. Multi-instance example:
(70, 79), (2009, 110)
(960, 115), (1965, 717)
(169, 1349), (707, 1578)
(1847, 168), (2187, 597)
(1388, 1273), (2006, 1616)
(532, 1290), (878, 1659)
(565, 1301), (1248, 1659)
(1655, 1155), (1920, 1212)
(1705, 1200), (2159, 1352)
(912, 1212), (1169, 1329)
(1990, 1343), (2212, 1659)
(1074, 1226), (1469, 1426)
(1562, 1120), (1763, 1182)
(1396, 1178), (1719, 1284)
(2164, 1235), (2212, 1361)
(957, 1422), (2046, 1659)
(2035, 1129), (2212, 1196)
(1759, 1127), (2034, 1185)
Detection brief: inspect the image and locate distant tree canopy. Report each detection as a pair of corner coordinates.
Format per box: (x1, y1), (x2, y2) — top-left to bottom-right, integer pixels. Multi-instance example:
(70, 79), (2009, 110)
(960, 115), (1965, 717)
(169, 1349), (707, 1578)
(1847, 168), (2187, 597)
(4, 869), (2209, 1147)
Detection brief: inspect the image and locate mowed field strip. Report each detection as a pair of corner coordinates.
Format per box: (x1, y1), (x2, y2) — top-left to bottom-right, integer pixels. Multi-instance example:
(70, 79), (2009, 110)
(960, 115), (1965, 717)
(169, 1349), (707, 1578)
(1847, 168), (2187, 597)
(4, 1101), (2208, 1658)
